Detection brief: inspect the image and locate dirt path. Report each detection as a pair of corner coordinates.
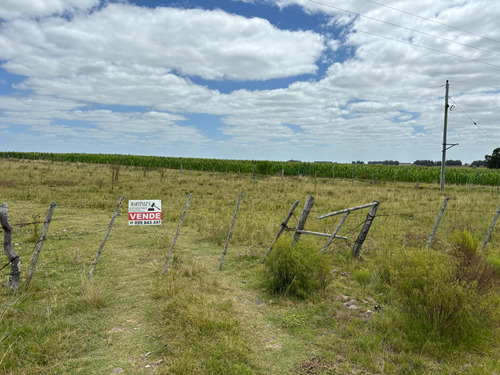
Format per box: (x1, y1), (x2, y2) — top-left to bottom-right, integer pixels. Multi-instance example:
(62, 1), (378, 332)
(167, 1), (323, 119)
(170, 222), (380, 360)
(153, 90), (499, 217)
(71, 223), (168, 374)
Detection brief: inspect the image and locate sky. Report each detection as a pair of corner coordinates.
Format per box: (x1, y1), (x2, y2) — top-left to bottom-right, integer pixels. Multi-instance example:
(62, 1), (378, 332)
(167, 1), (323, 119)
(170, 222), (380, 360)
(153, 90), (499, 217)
(0, 0), (499, 163)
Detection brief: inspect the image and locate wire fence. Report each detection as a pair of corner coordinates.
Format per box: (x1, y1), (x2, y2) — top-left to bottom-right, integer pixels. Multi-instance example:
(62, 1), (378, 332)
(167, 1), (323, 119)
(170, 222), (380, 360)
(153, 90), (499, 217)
(1, 193), (499, 276)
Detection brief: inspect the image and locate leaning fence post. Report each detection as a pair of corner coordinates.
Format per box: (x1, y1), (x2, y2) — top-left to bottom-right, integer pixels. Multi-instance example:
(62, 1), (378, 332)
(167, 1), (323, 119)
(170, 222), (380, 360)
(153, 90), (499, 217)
(481, 205), (500, 251)
(425, 197), (449, 250)
(262, 200), (299, 263)
(89, 196), (124, 279)
(293, 195), (314, 243)
(219, 192), (242, 271)
(352, 201), (379, 257)
(26, 202), (56, 286)
(0, 203), (21, 292)
(162, 193), (193, 274)
(322, 211), (349, 252)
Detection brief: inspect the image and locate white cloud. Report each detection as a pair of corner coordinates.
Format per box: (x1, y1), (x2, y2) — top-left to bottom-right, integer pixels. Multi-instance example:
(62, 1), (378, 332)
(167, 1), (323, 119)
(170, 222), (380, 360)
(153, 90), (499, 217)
(0, 0), (99, 19)
(0, 3), (325, 81)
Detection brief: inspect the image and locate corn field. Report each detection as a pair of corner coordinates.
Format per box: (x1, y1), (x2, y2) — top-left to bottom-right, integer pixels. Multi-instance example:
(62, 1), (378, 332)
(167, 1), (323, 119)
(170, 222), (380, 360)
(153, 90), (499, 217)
(3, 151), (500, 186)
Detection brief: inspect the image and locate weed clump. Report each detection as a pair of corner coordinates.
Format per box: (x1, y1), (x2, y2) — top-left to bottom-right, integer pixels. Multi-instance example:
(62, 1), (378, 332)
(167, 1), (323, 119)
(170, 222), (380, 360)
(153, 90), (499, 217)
(80, 278), (106, 310)
(264, 238), (332, 298)
(353, 269), (371, 288)
(451, 230), (498, 296)
(385, 235), (498, 345)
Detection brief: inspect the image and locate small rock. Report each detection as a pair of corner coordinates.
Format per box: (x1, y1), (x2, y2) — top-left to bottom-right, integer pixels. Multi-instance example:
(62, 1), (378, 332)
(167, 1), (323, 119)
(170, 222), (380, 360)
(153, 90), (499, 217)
(14, 243), (19, 246)
(364, 310), (373, 317)
(347, 305), (359, 310)
(341, 272), (351, 277)
(265, 324), (271, 329)
(111, 368), (123, 374)
(242, 280), (247, 283)
(144, 351), (151, 358)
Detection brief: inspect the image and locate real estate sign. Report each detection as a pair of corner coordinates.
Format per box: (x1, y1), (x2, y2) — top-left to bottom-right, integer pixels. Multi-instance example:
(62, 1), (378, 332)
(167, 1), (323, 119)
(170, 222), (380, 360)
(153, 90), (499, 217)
(128, 199), (162, 226)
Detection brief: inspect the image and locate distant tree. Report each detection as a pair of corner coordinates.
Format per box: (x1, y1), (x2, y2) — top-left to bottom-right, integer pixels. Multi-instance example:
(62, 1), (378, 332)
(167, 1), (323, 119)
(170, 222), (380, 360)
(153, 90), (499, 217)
(368, 160), (400, 165)
(445, 160), (462, 166)
(470, 160), (486, 168)
(352, 161), (365, 164)
(485, 148), (500, 169)
(414, 160), (437, 166)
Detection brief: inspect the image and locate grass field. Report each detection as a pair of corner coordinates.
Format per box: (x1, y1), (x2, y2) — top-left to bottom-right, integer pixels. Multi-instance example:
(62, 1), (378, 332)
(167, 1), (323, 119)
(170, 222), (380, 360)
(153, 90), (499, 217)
(1, 158), (499, 374)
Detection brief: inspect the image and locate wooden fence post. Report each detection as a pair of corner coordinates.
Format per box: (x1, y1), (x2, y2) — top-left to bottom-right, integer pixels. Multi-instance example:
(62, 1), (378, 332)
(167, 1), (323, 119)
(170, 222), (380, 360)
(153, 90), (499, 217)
(89, 196), (124, 279)
(425, 197), (449, 250)
(262, 200), (299, 263)
(322, 211), (349, 252)
(162, 193), (193, 274)
(293, 196), (314, 243)
(219, 192), (242, 270)
(481, 205), (500, 251)
(281, 168), (284, 183)
(0, 203), (21, 292)
(26, 202), (56, 286)
(352, 201), (380, 257)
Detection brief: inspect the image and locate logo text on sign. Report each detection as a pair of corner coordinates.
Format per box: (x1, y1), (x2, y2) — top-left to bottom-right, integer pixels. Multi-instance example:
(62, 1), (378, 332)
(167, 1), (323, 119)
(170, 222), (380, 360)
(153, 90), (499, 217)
(128, 200), (162, 226)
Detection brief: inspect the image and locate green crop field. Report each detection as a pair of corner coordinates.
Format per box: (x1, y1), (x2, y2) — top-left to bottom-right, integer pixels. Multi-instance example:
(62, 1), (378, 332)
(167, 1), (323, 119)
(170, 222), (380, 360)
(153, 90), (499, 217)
(0, 157), (499, 374)
(4, 151), (500, 186)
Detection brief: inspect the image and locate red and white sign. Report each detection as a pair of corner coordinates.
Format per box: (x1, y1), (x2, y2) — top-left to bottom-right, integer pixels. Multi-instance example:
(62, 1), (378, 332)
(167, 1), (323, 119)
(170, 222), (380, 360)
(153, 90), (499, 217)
(128, 200), (162, 226)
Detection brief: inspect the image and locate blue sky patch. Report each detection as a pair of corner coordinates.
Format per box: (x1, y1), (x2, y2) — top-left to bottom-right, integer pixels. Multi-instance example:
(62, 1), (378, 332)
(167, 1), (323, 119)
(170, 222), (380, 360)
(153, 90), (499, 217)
(393, 110), (420, 123)
(183, 113), (229, 141)
(412, 126), (427, 135)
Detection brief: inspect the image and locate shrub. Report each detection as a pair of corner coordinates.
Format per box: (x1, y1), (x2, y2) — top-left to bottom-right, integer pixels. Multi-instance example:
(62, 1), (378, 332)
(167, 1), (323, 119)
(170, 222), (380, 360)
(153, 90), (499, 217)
(264, 238), (332, 298)
(389, 249), (496, 341)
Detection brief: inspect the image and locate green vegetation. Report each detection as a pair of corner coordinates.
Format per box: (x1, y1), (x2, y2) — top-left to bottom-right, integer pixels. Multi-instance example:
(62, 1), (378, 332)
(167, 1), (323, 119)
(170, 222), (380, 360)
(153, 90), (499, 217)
(264, 238), (332, 298)
(4, 151), (500, 186)
(0, 156), (499, 374)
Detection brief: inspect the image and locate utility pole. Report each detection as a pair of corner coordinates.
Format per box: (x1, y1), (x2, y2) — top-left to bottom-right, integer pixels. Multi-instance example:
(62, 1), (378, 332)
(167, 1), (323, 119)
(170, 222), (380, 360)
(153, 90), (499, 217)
(440, 80), (458, 191)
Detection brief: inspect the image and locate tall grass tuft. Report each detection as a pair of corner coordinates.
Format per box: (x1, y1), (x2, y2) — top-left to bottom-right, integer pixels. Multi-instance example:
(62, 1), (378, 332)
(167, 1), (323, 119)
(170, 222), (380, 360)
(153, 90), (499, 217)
(264, 237), (332, 298)
(80, 277), (106, 310)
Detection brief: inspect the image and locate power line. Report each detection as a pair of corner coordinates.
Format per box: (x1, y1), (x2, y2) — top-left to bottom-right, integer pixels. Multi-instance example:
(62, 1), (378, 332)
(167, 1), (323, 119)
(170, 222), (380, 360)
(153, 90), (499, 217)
(306, 0), (500, 58)
(448, 96), (498, 147)
(254, 0), (500, 71)
(349, 28), (500, 70)
(448, 80), (500, 91)
(362, 0), (500, 45)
